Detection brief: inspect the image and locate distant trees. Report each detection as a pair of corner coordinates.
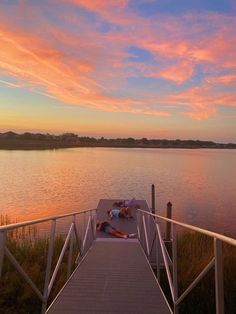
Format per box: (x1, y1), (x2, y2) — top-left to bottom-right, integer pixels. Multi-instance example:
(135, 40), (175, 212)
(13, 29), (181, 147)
(60, 133), (79, 142)
(0, 131), (235, 149)
(141, 137), (149, 145)
(0, 131), (18, 138)
(79, 136), (97, 143)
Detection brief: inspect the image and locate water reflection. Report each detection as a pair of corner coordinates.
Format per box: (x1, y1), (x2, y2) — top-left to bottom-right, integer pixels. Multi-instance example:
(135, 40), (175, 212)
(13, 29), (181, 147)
(0, 148), (235, 236)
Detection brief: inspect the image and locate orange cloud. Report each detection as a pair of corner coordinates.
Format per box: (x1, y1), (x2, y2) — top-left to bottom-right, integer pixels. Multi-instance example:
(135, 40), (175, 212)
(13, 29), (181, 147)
(1, 3), (236, 122)
(0, 20), (170, 117)
(60, 0), (130, 25)
(155, 61), (194, 83)
(67, 0), (128, 12)
(206, 74), (236, 85)
(165, 82), (236, 120)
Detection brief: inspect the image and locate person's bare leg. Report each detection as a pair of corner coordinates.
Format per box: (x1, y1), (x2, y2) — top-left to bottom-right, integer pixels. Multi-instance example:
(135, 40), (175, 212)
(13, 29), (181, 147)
(114, 227), (128, 235)
(109, 229), (136, 239)
(116, 228), (127, 236)
(109, 229), (128, 238)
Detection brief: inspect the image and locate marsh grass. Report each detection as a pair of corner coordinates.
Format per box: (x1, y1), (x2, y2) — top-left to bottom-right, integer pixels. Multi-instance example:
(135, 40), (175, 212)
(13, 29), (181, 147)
(0, 215), (78, 314)
(161, 231), (236, 313)
(1, 215), (235, 313)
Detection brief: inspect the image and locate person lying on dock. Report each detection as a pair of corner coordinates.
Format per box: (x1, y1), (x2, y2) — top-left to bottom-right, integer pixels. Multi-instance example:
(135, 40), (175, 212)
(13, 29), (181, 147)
(113, 198), (136, 208)
(107, 207), (133, 220)
(120, 206), (133, 219)
(96, 220), (136, 239)
(112, 201), (124, 207)
(107, 208), (124, 219)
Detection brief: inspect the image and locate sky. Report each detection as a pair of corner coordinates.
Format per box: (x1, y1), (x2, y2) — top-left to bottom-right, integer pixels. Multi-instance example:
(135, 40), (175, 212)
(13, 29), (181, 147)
(0, 0), (236, 142)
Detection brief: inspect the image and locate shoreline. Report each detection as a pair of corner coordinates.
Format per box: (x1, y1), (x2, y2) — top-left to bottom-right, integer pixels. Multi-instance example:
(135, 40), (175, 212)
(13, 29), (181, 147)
(1, 132), (236, 150)
(1, 142), (236, 150)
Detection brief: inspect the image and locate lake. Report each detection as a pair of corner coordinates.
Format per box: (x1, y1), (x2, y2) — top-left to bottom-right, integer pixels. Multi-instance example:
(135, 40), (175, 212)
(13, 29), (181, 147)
(0, 148), (236, 237)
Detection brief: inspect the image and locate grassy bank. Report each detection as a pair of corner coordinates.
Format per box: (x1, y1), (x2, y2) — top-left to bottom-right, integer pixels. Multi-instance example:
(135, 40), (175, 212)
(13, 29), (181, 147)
(161, 232), (236, 313)
(1, 216), (235, 313)
(0, 216), (78, 314)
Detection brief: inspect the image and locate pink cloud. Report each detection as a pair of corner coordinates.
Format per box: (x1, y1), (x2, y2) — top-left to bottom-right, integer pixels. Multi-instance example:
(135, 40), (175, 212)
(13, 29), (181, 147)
(206, 74), (236, 85)
(0, 79), (22, 88)
(67, 0), (128, 12)
(165, 83), (236, 120)
(58, 0), (131, 26)
(0, 20), (170, 117)
(1, 2), (236, 121)
(155, 61), (194, 84)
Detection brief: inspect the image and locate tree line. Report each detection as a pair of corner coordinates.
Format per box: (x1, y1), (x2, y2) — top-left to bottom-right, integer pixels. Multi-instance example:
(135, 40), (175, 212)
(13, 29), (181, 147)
(0, 131), (235, 149)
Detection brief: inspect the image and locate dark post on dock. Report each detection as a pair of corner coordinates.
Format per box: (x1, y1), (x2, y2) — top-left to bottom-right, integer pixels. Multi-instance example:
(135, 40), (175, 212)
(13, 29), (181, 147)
(151, 184), (155, 214)
(166, 202), (172, 241)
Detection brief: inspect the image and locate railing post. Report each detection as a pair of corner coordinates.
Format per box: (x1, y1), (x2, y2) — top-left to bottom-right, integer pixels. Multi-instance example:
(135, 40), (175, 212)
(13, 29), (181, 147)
(0, 231), (6, 279)
(73, 214), (80, 248)
(214, 239), (224, 314)
(67, 218), (75, 280)
(90, 211), (96, 241)
(172, 224), (178, 314)
(80, 215), (92, 257)
(166, 202), (172, 241)
(93, 210), (97, 240)
(41, 219), (56, 314)
(151, 184), (155, 214)
(136, 210), (141, 241)
(155, 227), (161, 281)
(142, 214), (150, 256)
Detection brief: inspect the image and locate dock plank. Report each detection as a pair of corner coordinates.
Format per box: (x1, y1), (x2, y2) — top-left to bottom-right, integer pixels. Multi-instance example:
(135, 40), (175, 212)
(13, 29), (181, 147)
(47, 240), (171, 314)
(47, 199), (171, 314)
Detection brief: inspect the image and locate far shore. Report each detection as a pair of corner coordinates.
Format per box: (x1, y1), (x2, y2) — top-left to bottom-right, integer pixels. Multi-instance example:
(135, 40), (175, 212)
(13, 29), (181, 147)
(1, 131), (236, 150)
(1, 139), (236, 150)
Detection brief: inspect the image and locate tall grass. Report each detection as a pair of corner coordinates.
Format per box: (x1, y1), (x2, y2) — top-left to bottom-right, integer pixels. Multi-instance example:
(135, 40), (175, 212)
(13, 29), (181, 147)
(1, 215), (235, 313)
(0, 215), (78, 314)
(161, 231), (236, 313)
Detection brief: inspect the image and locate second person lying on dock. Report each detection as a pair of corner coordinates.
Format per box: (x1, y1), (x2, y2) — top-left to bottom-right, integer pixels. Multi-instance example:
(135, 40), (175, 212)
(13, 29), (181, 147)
(96, 220), (136, 239)
(107, 206), (133, 220)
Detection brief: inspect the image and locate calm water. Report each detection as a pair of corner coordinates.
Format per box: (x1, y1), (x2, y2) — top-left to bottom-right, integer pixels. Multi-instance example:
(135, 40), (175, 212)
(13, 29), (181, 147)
(0, 148), (236, 236)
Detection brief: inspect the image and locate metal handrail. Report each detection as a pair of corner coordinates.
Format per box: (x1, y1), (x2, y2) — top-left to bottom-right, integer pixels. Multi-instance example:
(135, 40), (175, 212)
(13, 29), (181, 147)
(155, 221), (175, 301)
(138, 209), (236, 246)
(0, 208), (97, 314)
(0, 208), (96, 232)
(47, 223), (75, 297)
(137, 209), (235, 314)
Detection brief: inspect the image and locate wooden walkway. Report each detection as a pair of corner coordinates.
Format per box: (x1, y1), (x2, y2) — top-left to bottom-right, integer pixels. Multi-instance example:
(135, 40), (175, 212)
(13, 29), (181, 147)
(47, 199), (171, 314)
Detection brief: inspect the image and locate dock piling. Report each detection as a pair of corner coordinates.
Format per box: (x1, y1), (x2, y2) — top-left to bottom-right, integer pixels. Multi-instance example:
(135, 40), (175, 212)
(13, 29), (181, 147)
(151, 184), (155, 214)
(166, 202), (172, 241)
(0, 231), (6, 279)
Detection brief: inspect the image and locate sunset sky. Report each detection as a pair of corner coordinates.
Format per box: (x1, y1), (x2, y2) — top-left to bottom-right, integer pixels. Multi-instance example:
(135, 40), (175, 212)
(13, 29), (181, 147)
(0, 0), (236, 142)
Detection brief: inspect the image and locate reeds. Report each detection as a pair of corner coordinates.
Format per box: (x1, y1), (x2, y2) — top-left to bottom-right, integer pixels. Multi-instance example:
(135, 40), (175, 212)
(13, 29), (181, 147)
(0, 215), (78, 314)
(161, 231), (236, 313)
(1, 216), (235, 313)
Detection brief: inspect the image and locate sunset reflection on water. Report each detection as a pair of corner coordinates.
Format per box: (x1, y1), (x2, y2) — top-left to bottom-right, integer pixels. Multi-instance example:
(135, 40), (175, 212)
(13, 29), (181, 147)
(0, 148), (236, 236)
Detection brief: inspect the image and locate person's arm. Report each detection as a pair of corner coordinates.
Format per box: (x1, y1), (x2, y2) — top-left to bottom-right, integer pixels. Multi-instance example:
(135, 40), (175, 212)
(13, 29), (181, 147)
(96, 221), (102, 231)
(109, 211), (113, 220)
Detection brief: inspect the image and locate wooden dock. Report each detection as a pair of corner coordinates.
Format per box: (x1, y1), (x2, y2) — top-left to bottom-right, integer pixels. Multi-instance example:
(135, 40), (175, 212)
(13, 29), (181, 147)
(46, 199), (171, 314)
